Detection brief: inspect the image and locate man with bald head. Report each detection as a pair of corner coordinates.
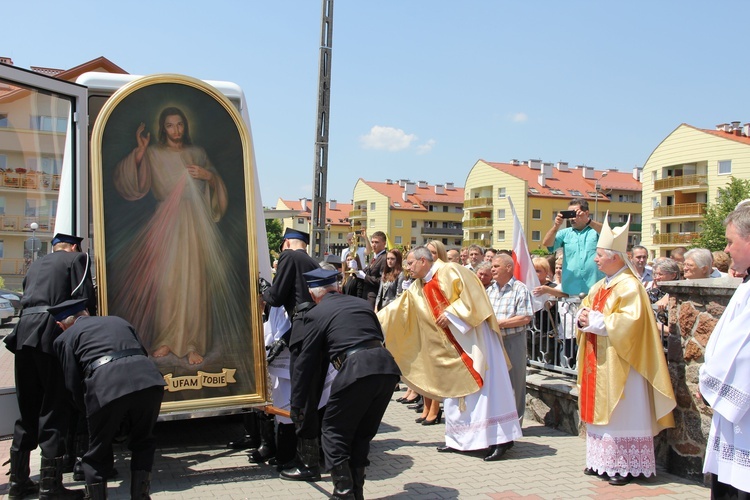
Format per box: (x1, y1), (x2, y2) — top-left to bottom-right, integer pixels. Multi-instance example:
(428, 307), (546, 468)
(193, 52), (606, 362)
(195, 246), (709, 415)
(488, 254), (533, 425)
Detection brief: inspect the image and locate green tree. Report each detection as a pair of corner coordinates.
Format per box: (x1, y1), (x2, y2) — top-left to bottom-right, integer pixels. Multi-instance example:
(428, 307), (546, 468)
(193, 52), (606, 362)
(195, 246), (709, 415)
(265, 217), (283, 264)
(694, 177), (750, 251)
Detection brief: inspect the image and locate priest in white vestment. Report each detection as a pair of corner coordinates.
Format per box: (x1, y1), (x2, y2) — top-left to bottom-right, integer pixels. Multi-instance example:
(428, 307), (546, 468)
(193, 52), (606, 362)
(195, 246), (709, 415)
(700, 205), (750, 498)
(378, 246), (522, 461)
(575, 216), (676, 486)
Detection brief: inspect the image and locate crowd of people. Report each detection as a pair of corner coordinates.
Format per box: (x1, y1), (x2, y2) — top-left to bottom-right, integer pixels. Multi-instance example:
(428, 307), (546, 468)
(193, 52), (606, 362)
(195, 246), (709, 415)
(7, 198), (750, 499)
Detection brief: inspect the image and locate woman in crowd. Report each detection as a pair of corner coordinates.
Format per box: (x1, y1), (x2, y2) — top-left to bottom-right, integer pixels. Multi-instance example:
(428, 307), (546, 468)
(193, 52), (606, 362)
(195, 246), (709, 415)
(712, 250), (730, 276)
(341, 252), (364, 297)
(426, 240), (448, 262)
(683, 248), (713, 280)
(377, 249), (404, 311)
(647, 258), (681, 338)
(553, 251), (563, 286)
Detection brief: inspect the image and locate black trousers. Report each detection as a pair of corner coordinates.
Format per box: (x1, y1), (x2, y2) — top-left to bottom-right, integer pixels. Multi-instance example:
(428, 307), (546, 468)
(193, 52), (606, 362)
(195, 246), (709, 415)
(321, 374), (399, 471)
(712, 474), (750, 500)
(12, 347), (70, 457)
(83, 386), (163, 484)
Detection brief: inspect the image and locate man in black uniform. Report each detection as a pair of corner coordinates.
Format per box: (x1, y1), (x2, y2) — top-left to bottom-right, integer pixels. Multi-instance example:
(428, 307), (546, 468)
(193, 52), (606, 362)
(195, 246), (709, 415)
(359, 231), (388, 307)
(285, 268), (401, 499)
(4, 233), (96, 500)
(50, 299), (166, 500)
(261, 228), (321, 474)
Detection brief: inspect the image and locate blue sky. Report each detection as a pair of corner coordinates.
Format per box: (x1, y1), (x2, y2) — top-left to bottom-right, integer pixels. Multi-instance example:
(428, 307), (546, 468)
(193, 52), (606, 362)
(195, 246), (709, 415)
(4, 1), (749, 206)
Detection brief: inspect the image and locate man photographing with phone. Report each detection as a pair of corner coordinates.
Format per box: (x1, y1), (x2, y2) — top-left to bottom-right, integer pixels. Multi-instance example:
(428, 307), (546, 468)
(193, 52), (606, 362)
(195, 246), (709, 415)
(542, 199), (604, 296)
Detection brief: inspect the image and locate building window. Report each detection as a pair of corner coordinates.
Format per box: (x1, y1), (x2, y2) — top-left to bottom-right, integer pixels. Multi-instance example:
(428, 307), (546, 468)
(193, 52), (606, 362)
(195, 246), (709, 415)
(719, 160), (732, 175)
(30, 115), (68, 133)
(532, 209), (541, 220)
(395, 219), (403, 228)
(652, 171), (657, 183)
(0, 114), (8, 127)
(395, 236), (402, 244)
(569, 189), (582, 196)
(0, 197), (5, 215)
(25, 199), (38, 217)
(411, 237), (417, 245)
(411, 220), (417, 228)
(498, 230), (506, 241)
(531, 230), (541, 241)
(297, 218), (305, 224)
(338, 233), (343, 240)
(497, 209), (506, 220)
(497, 188), (506, 199)
(370, 202), (376, 211)
(443, 206), (448, 212)
(0, 240), (4, 258)
(370, 219), (375, 227)
(0, 154), (6, 169)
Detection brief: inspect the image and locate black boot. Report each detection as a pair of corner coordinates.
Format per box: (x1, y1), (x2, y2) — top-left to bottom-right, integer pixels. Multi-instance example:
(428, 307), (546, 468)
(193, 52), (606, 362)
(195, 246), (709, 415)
(83, 482), (107, 500)
(39, 456), (84, 499)
(271, 423), (297, 471)
(228, 412), (260, 449)
(248, 412), (276, 463)
(130, 470), (151, 499)
(279, 438), (321, 481)
(330, 461), (355, 499)
(350, 465), (365, 500)
(8, 449), (39, 500)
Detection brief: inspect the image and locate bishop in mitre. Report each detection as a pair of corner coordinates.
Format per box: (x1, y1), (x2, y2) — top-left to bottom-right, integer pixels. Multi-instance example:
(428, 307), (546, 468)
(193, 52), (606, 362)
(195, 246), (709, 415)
(575, 214), (676, 486)
(377, 245), (522, 461)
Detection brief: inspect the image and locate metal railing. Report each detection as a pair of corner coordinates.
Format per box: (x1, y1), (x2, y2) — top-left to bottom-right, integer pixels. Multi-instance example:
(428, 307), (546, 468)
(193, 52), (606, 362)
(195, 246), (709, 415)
(527, 296), (581, 376)
(464, 217), (493, 228)
(464, 197), (493, 209)
(653, 203), (706, 218)
(653, 232), (700, 245)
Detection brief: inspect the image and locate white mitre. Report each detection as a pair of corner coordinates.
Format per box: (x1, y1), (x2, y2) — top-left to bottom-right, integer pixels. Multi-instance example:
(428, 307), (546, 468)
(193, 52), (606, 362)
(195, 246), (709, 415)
(598, 212), (630, 253)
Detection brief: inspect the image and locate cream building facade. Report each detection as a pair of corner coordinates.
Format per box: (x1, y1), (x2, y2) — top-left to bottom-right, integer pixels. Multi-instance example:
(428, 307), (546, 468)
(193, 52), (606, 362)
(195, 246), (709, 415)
(464, 159), (642, 252)
(349, 179), (464, 250)
(641, 122), (750, 258)
(274, 198), (352, 256)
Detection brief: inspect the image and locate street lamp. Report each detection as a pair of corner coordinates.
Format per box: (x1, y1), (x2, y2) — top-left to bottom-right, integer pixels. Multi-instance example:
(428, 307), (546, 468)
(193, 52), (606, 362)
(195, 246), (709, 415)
(594, 171), (608, 222)
(30, 222), (39, 262)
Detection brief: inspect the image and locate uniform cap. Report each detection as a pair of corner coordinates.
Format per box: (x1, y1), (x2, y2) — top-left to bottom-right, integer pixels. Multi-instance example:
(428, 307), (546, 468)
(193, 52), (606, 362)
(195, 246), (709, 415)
(303, 268), (340, 288)
(280, 228), (310, 250)
(48, 298), (89, 321)
(51, 233), (83, 247)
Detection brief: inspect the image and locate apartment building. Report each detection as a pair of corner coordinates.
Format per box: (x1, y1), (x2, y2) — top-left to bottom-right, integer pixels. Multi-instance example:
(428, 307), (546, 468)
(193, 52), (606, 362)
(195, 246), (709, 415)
(349, 179), (464, 250)
(274, 198), (353, 256)
(0, 56), (126, 284)
(464, 159), (642, 252)
(641, 122), (750, 258)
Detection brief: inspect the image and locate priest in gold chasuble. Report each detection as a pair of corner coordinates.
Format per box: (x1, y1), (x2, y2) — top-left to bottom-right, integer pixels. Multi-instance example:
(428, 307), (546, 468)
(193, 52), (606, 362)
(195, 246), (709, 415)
(575, 215), (675, 486)
(378, 246), (521, 461)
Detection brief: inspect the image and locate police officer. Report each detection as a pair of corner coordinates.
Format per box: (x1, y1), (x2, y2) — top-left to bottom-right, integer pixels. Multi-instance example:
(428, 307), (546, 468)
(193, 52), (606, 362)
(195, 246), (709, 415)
(261, 228), (321, 471)
(4, 233), (96, 500)
(283, 268), (401, 499)
(50, 299), (166, 500)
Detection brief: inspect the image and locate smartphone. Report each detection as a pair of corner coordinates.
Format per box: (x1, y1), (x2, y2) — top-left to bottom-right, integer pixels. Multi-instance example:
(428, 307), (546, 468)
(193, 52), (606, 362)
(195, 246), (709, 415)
(560, 210), (577, 219)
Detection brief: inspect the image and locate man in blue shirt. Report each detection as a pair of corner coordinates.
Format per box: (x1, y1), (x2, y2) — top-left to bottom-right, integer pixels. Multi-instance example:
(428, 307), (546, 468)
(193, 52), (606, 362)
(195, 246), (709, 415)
(542, 199), (603, 296)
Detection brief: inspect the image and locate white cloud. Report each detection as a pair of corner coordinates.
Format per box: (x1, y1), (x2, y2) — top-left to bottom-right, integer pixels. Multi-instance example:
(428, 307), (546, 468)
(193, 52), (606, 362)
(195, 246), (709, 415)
(510, 112), (528, 123)
(416, 139), (436, 155)
(359, 125), (417, 152)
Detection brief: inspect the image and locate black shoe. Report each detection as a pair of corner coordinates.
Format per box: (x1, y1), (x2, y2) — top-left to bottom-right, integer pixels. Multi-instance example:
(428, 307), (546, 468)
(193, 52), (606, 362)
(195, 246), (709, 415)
(402, 395), (422, 405)
(483, 441), (514, 462)
(279, 464), (321, 482)
(415, 416), (427, 423)
(227, 434), (258, 450)
(608, 474), (632, 486)
(395, 397), (407, 403)
(583, 467), (598, 476)
(408, 403), (424, 411)
(422, 409), (443, 426)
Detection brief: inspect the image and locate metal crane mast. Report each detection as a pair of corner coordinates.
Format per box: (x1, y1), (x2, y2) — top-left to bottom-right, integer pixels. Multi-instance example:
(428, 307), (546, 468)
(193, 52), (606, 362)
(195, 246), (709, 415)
(310, 0), (333, 259)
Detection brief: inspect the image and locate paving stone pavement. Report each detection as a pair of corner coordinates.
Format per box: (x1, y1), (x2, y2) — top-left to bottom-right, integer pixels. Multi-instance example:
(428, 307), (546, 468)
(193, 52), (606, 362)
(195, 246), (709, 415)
(1, 386), (708, 499)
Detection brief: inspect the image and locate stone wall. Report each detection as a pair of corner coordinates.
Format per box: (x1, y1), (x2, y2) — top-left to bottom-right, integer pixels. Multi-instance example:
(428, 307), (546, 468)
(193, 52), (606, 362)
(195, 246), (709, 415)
(524, 277), (740, 483)
(659, 277), (739, 482)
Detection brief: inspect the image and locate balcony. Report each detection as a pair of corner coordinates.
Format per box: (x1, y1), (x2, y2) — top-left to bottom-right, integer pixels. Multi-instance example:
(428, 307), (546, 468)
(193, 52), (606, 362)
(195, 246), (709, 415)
(653, 174), (708, 192)
(463, 217), (493, 229)
(420, 227), (462, 236)
(464, 197), (493, 209)
(0, 216), (55, 233)
(0, 171), (60, 191)
(0, 258), (27, 275)
(653, 232), (700, 245)
(463, 238), (490, 247)
(348, 208), (367, 219)
(653, 203), (706, 218)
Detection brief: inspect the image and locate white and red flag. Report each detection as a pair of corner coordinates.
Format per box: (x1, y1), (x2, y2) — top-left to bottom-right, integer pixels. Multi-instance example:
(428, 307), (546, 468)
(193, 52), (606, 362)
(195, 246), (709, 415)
(507, 196), (544, 312)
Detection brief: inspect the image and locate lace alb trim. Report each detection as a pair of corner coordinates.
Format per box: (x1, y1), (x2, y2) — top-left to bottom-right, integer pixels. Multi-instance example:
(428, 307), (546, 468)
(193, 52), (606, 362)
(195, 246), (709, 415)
(586, 432), (655, 477)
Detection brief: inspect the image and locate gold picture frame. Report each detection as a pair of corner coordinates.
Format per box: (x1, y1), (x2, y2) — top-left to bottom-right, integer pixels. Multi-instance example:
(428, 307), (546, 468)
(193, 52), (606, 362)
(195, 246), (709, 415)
(90, 74), (267, 414)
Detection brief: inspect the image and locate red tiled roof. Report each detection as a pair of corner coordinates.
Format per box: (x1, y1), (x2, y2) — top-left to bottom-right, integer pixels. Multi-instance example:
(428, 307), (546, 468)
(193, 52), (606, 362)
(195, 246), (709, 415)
(481, 160), (640, 200)
(362, 180), (465, 211)
(280, 199), (352, 226)
(694, 125), (750, 146)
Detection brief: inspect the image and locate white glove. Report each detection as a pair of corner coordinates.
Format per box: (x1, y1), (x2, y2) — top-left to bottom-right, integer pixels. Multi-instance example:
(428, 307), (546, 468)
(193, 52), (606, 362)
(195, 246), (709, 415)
(356, 270), (366, 279)
(348, 260), (358, 270)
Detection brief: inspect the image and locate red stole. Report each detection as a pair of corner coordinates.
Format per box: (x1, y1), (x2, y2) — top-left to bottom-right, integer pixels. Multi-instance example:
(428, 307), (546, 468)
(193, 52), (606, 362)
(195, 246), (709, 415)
(423, 271), (484, 389)
(580, 285), (614, 423)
